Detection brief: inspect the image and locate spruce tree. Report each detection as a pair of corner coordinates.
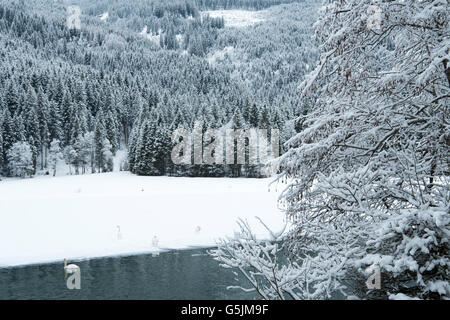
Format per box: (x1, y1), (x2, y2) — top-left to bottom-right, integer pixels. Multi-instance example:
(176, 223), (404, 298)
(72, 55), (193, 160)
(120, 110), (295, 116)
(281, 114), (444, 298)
(133, 110), (167, 176)
(70, 105), (88, 146)
(249, 103), (260, 128)
(128, 123), (139, 173)
(94, 116), (108, 173)
(259, 105), (270, 129)
(11, 113), (25, 145)
(105, 110), (119, 154)
(61, 92), (74, 145)
(37, 89), (50, 170)
(49, 101), (63, 143)
(1, 110), (13, 157)
(5, 81), (18, 114)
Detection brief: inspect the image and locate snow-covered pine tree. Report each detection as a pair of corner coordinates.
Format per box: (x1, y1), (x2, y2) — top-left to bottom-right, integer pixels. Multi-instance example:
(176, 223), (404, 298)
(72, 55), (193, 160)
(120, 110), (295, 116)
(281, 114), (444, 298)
(104, 109), (120, 154)
(259, 105), (270, 129)
(1, 110), (13, 162)
(133, 119), (153, 175)
(229, 108), (246, 177)
(23, 91), (40, 172)
(36, 89), (50, 170)
(11, 113), (26, 146)
(127, 122), (140, 173)
(5, 81), (18, 115)
(94, 114), (112, 173)
(49, 101), (63, 144)
(70, 104), (88, 147)
(133, 109), (167, 176)
(61, 92), (74, 146)
(249, 103), (260, 128)
(128, 96), (149, 174)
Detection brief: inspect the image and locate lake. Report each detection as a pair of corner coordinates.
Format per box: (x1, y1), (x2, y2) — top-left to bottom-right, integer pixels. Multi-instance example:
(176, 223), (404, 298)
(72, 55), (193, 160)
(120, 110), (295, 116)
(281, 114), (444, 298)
(0, 248), (258, 300)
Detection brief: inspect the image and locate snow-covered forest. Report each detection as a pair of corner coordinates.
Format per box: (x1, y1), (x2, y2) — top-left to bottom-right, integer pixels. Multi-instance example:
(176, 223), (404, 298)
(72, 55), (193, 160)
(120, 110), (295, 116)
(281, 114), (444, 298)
(0, 0), (448, 300)
(0, 0), (318, 178)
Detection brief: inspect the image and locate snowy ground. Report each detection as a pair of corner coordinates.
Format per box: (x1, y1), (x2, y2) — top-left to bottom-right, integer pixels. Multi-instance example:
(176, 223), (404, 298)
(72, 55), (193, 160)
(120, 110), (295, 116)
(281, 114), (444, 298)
(202, 10), (265, 28)
(0, 172), (287, 268)
(139, 26), (161, 46)
(99, 12), (108, 22)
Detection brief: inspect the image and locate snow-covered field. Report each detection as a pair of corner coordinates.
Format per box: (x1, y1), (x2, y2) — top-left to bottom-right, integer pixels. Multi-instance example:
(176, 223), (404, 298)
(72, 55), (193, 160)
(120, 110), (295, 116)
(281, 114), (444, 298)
(202, 10), (265, 28)
(0, 172), (286, 268)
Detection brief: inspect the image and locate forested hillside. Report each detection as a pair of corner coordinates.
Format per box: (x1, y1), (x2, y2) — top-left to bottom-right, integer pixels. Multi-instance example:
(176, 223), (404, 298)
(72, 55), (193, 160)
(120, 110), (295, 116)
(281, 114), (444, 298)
(0, 0), (318, 177)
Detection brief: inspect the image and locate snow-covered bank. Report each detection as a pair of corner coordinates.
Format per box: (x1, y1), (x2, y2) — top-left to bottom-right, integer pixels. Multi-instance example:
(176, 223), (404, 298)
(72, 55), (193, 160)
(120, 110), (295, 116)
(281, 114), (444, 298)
(0, 172), (286, 267)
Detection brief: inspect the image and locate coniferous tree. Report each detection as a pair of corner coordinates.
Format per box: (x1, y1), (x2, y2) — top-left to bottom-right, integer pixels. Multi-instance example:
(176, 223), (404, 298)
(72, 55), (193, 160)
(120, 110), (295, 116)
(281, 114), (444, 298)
(94, 116), (107, 173)
(5, 81), (18, 115)
(37, 89), (50, 170)
(23, 93), (40, 172)
(61, 92), (74, 145)
(127, 122), (140, 173)
(229, 108), (245, 177)
(105, 110), (119, 154)
(133, 111), (167, 176)
(70, 104), (88, 146)
(49, 101), (63, 143)
(259, 105), (270, 129)
(1, 110), (13, 160)
(249, 103), (260, 128)
(11, 113), (26, 145)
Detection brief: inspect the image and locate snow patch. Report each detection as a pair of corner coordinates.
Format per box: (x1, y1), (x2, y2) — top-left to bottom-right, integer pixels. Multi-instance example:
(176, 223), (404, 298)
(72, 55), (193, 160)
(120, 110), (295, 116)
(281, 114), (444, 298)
(99, 12), (109, 22)
(139, 26), (161, 46)
(202, 10), (265, 28)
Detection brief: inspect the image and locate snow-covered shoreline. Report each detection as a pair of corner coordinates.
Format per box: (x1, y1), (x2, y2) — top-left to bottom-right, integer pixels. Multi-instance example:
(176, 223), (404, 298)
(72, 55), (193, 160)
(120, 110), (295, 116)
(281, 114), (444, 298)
(0, 172), (286, 268)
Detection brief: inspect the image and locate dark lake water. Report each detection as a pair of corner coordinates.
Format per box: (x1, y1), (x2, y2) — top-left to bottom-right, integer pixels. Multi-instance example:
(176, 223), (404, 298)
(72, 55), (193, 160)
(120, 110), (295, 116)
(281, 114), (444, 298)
(0, 248), (259, 300)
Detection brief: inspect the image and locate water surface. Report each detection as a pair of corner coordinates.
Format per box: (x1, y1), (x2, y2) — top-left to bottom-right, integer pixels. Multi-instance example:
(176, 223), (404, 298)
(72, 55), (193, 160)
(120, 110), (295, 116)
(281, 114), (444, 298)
(0, 248), (258, 300)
